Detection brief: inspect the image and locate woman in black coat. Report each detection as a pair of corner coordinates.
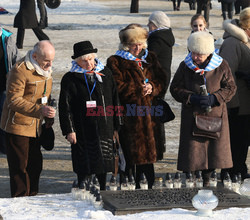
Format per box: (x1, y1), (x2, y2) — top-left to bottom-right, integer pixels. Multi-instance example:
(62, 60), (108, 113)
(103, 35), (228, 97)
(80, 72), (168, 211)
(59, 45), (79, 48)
(147, 11), (175, 91)
(59, 41), (121, 190)
(14, 0), (49, 49)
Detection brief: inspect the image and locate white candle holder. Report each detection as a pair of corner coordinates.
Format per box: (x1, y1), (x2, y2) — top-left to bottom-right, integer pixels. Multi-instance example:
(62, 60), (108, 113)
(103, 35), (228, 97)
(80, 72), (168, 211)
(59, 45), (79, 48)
(192, 189), (218, 217)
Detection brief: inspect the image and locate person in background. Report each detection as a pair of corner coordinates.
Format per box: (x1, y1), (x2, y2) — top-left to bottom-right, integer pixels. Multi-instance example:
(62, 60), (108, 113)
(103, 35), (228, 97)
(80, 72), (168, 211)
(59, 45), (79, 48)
(187, 0), (196, 10)
(37, 0), (48, 29)
(190, 14), (209, 33)
(196, 0), (211, 26)
(172, 0), (181, 11)
(14, 0), (49, 49)
(170, 31), (236, 186)
(220, 7), (250, 180)
(0, 40), (56, 197)
(219, 0), (236, 20)
(107, 24), (168, 189)
(0, 26), (19, 154)
(147, 11), (175, 90)
(190, 14), (223, 53)
(59, 41), (121, 190)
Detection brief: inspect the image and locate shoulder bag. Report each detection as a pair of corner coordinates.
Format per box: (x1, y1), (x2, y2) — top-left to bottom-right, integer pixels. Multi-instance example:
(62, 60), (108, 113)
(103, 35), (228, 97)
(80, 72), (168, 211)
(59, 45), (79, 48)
(192, 114), (222, 140)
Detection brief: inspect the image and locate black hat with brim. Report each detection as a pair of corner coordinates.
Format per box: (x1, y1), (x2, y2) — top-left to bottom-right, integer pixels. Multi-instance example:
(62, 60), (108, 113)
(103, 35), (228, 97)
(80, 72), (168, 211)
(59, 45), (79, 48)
(71, 41), (98, 59)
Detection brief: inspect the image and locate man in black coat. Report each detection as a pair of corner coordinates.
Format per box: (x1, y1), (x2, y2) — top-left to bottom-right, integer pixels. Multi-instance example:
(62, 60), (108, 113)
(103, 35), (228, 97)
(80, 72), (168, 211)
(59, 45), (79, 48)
(14, 0), (49, 49)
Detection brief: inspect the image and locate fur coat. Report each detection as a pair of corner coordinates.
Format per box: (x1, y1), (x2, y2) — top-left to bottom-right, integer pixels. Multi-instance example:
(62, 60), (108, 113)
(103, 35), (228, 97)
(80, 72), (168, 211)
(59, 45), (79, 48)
(106, 50), (167, 166)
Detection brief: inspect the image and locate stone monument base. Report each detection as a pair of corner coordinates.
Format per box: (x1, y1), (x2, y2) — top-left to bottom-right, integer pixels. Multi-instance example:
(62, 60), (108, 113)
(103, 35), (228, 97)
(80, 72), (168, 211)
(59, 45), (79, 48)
(101, 187), (250, 215)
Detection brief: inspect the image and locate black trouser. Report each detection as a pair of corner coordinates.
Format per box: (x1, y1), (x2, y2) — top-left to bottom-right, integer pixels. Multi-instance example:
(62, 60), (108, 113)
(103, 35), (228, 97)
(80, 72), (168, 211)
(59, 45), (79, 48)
(221, 2), (234, 20)
(172, 0), (181, 10)
(196, 0), (210, 24)
(6, 133), (42, 197)
(16, 27), (49, 48)
(135, 163), (155, 189)
(120, 163), (155, 189)
(37, 0), (48, 27)
(221, 114), (250, 179)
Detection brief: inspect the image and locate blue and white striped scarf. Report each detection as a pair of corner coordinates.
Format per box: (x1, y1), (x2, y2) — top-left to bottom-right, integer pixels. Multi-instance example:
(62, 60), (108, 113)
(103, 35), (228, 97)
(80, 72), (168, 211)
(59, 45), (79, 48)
(70, 58), (105, 82)
(184, 52), (223, 75)
(115, 49), (148, 64)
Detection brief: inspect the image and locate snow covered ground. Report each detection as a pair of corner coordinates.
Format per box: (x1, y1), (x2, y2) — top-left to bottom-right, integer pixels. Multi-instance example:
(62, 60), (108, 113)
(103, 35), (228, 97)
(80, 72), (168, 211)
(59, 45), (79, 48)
(0, 0), (249, 219)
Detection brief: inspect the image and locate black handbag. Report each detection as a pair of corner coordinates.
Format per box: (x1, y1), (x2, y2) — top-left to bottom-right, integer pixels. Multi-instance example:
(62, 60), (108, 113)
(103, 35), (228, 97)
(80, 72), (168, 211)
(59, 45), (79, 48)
(40, 123), (55, 151)
(157, 98), (175, 123)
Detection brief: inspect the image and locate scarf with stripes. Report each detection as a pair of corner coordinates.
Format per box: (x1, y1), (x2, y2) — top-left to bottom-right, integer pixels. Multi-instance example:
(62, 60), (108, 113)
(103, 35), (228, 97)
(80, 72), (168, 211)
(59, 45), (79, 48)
(184, 52), (223, 76)
(115, 49), (148, 69)
(70, 58), (104, 82)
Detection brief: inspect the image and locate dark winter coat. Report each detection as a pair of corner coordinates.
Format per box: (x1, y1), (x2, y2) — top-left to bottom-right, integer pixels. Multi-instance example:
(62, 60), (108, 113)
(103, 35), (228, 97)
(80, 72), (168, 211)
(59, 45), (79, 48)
(106, 51), (168, 166)
(14, 0), (38, 29)
(170, 59), (236, 172)
(0, 28), (19, 92)
(220, 19), (250, 115)
(59, 67), (121, 176)
(147, 28), (175, 90)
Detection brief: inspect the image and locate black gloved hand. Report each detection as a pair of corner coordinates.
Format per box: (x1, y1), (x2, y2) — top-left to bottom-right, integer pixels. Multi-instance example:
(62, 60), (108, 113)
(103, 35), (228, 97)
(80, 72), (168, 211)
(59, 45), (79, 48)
(199, 94), (217, 109)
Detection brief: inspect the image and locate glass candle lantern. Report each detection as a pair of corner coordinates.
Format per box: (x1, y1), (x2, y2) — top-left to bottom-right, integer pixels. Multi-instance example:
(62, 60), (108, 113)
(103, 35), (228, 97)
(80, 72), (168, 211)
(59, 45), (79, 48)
(239, 178), (250, 198)
(192, 189), (218, 217)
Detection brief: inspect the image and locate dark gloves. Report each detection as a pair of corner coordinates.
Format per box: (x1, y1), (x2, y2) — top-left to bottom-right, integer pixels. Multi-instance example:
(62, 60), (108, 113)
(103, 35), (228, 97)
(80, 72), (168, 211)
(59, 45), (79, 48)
(190, 94), (218, 109)
(235, 71), (250, 89)
(200, 94), (217, 109)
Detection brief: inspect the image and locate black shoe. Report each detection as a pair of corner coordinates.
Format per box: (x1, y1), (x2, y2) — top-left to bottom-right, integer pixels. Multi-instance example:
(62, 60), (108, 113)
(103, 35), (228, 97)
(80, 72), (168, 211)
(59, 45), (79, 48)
(16, 44), (23, 49)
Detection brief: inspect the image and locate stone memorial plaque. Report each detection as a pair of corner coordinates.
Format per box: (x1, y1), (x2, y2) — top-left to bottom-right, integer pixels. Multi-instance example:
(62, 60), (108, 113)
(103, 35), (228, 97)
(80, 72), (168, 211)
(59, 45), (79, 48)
(101, 188), (250, 215)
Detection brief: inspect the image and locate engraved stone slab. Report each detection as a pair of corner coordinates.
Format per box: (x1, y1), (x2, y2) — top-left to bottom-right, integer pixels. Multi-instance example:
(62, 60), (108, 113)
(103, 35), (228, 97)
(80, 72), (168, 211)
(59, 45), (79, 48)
(101, 188), (250, 215)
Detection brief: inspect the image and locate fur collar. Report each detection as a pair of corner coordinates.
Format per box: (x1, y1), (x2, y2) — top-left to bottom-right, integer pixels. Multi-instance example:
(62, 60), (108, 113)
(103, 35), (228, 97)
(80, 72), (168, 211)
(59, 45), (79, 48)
(223, 19), (249, 44)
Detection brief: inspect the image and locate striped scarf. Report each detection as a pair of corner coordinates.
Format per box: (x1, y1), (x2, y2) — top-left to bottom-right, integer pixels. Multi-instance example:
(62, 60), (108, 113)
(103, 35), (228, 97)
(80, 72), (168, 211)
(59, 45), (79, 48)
(115, 49), (148, 68)
(70, 58), (105, 82)
(184, 52), (223, 76)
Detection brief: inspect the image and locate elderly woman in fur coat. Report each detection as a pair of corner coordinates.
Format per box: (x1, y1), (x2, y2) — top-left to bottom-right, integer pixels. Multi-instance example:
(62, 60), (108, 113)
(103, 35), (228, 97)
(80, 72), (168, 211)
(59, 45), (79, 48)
(220, 7), (250, 180)
(170, 31), (236, 186)
(106, 24), (168, 189)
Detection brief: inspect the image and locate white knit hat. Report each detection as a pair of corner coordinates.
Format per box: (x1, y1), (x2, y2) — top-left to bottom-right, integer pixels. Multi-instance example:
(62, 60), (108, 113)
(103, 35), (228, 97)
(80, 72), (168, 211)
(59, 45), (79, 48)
(148, 11), (171, 28)
(188, 31), (214, 55)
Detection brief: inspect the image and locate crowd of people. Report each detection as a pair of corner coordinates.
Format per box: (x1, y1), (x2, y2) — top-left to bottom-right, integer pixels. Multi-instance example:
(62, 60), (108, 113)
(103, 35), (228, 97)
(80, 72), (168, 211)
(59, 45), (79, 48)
(0, 1), (249, 197)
